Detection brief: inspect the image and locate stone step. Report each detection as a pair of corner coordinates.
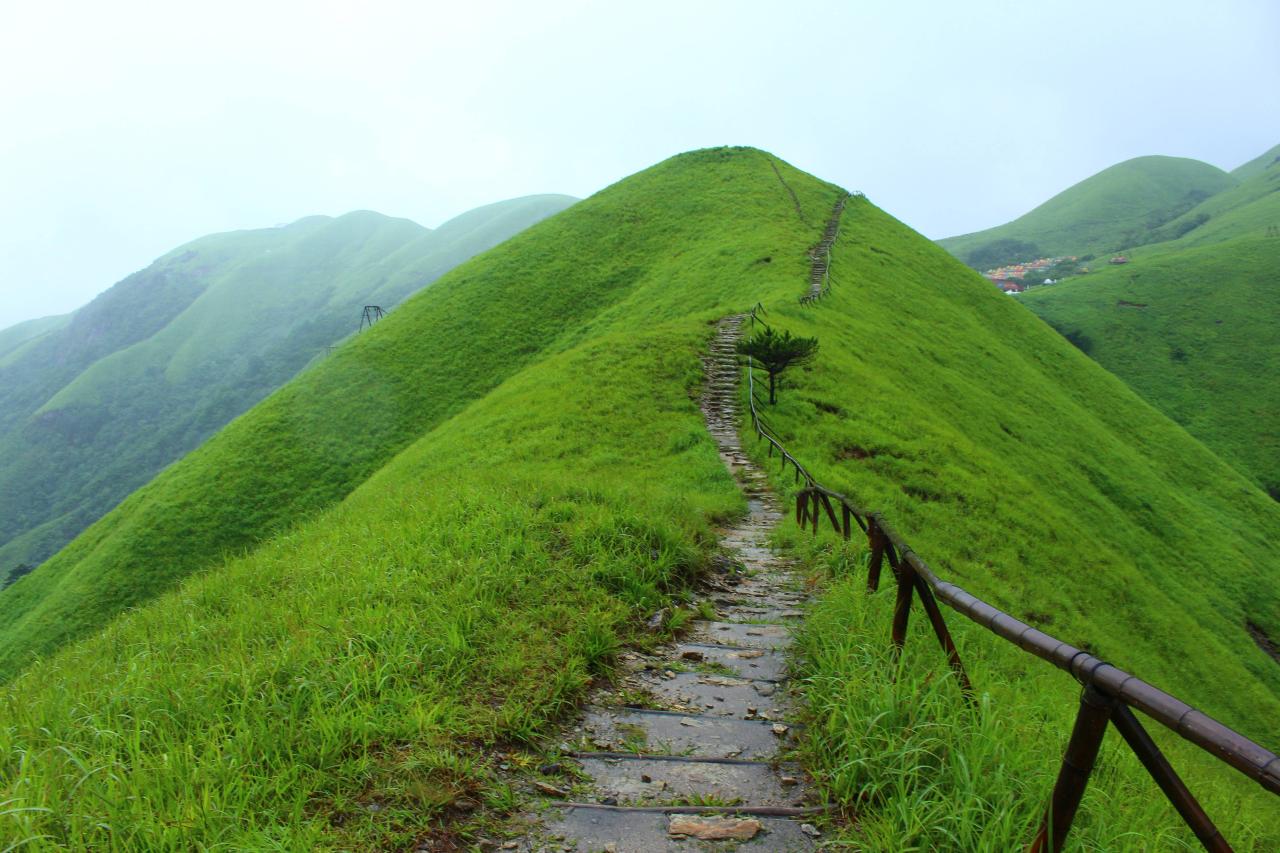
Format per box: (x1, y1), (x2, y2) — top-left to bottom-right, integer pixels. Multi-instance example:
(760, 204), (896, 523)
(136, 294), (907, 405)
(714, 604), (807, 625)
(543, 807), (818, 851)
(672, 642), (787, 681)
(637, 671), (785, 718)
(690, 622), (791, 649)
(578, 708), (793, 759)
(571, 753), (806, 807)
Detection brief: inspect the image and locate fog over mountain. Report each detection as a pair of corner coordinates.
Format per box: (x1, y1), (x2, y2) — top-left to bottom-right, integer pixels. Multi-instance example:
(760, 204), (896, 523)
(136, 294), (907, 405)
(3, 0), (1278, 327)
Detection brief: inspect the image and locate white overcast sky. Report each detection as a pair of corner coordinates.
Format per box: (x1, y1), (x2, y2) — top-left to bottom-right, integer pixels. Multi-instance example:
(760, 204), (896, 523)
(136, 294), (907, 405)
(2, 0), (1278, 328)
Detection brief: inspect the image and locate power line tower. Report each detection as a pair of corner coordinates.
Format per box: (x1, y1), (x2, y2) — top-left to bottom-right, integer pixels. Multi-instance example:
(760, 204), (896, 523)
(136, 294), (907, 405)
(359, 305), (385, 332)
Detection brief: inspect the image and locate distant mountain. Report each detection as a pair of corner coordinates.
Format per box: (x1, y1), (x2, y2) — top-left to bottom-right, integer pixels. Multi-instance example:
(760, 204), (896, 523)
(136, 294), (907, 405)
(1023, 234), (1279, 494)
(939, 156), (1237, 268)
(1231, 142), (1280, 180)
(0, 313), (71, 361)
(0, 195), (575, 583)
(1147, 150), (1280, 248)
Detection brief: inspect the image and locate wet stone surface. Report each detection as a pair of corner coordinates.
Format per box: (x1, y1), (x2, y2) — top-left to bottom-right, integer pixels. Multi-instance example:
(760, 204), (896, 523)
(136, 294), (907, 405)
(516, 315), (822, 851)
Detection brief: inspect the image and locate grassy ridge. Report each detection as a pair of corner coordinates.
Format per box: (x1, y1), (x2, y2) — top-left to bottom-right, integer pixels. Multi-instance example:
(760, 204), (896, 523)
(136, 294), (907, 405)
(739, 200), (1280, 847)
(0, 197), (572, 584)
(0, 148), (839, 848)
(1022, 236), (1280, 493)
(0, 152), (828, 678)
(0, 314), (71, 362)
(1232, 143), (1280, 180)
(1, 149), (1276, 848)
(1152, 158), (1280, 248)
(939, 155), (1236, 266)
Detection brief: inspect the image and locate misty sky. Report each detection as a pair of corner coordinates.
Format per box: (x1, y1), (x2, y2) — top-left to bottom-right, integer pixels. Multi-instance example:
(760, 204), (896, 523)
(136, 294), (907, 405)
(2, 0), (1278, 328)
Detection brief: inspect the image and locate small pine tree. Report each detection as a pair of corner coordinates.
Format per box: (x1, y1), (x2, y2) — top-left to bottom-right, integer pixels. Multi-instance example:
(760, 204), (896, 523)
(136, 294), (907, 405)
(736, 327), (818, 404)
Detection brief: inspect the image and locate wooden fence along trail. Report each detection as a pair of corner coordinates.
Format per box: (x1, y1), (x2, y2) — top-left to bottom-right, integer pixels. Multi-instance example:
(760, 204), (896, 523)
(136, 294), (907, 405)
(742, 186), (1280, 850)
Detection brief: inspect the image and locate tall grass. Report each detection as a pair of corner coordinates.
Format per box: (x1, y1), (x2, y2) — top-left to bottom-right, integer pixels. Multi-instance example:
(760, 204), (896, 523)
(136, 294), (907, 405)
(1, 147), (1276, 847)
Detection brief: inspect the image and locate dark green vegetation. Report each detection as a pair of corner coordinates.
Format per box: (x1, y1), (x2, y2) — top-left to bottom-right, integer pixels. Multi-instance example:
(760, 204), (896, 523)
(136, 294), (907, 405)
(0, 195), (573, 585)
(939, 155), (1236, 267)
(0, 149), (1277, 848)
(736, 326), (818, 403)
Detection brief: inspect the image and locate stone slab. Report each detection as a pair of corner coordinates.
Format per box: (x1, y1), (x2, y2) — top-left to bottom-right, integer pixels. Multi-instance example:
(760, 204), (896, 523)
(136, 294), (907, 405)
(674, 643), (787, 681)
(573, 755), (804, 807)
(579, 709), (791, 759)
(691, 622), (791, 649)
(543, 808), (817, 852)
(638, 672), (785, 718)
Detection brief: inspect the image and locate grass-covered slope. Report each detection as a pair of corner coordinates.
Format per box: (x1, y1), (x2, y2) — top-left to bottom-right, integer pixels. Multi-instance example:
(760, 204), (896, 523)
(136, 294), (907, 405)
(1021, 236), (1280, 493)
(0, 313), (70, 362)
(742, 207), (1280, 847)
(1150, 153), (1280, 248)
(0, 147), (840, 848)
(0, 149), (1276, 848)
(940, 155), (1236, 267)
(0, 153), (821, 679)
(1232, 142), (1280, 180)
(0, 196), (572, 585)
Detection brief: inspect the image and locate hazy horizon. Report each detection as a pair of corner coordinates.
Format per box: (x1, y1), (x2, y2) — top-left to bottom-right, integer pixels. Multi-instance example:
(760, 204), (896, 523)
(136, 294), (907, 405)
(3, 0), (1278, 328)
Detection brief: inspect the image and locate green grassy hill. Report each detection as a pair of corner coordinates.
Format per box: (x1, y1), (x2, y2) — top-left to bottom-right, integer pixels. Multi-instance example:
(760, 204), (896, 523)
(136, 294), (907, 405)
(1147, 152), (1280, 248)
(939, 155), (1237, 267)
(0, 149), (1276, 849)
(1232, 142), (1280, 180)
(0, 196), (573, 585)
(0, 313), (70, 361)
(1021, 235), (1279, 494)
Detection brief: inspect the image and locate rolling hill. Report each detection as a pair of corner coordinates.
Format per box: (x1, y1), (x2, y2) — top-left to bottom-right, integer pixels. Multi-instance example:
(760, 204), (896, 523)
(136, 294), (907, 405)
(939, 155), (1237, 267)
(0, 195), (574, 585)
(1145, 149), (1280, 248)
(1232, 142), (1280, 181)
(1015, 147), (1279, 491)
(0, 313), (70, 361)
(0, 149), (1276, 849)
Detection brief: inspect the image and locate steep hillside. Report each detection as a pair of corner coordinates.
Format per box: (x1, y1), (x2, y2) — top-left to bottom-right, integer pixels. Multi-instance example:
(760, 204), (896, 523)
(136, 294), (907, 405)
(939, 155), (1236, 267)
(0, 149), (1276, 848)
(1021, 236), (1279, 494)
(1232, 142), (1280, 180)
(0, 313), (70, 361)
(1148, 154), (1280, 248)
(0, 196), (573, 584)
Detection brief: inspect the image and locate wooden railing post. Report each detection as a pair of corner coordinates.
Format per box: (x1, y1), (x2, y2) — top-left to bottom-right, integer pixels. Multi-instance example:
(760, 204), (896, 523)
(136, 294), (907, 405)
(909, 570), (976, 705)
(866, 518), (886, 593)
(889, 545), (914, 657)
(1029, 684), (1115, 853)
(1109, 704), (1231, 852)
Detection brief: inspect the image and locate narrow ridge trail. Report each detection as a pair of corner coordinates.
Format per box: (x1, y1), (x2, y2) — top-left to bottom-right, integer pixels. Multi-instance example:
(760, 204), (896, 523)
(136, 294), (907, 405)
(804, 195), (850, 301)
(520, 315), (822, 851)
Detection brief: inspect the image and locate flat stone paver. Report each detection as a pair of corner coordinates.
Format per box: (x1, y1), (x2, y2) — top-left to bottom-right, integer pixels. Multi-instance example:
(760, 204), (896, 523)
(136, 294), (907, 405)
(578, 708), (790, 759)
(545, 808), (816, 852)
(573, 754), (804, 807)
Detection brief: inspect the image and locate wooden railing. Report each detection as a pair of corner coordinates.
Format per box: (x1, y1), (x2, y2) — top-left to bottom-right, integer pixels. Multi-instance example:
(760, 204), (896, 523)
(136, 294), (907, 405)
(739, 311), (1279, 851)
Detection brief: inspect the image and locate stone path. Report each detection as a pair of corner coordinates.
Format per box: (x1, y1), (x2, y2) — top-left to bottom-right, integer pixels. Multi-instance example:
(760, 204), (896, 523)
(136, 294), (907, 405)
(519, 315), (822, 851)
(802, 195), (849, 303)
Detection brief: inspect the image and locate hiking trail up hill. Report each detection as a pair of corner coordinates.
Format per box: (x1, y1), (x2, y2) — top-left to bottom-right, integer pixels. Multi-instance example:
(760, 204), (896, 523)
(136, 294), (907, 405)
(518, 315), (823, 851)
